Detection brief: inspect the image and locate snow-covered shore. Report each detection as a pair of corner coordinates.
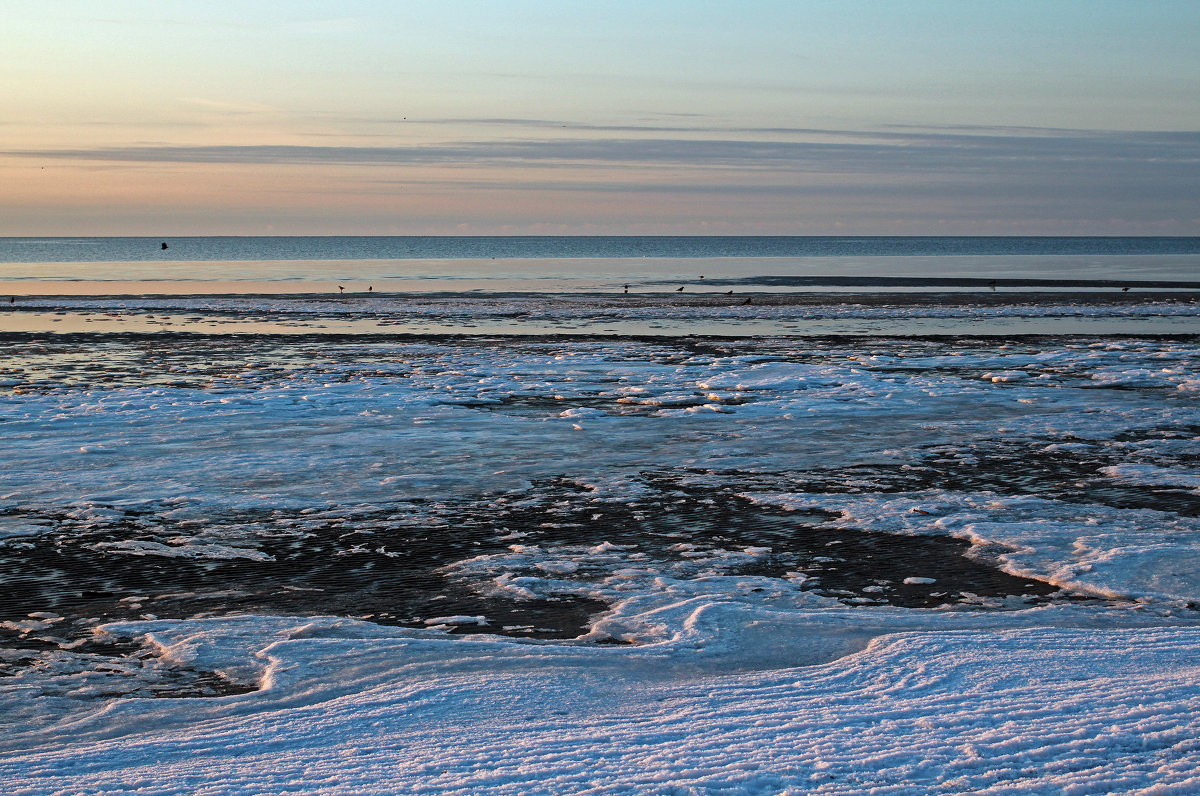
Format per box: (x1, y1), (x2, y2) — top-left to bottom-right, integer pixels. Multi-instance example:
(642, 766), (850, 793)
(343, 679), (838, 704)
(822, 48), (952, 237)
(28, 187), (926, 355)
(4, 615), (1199, 795)
(3, 320), (1199, 794)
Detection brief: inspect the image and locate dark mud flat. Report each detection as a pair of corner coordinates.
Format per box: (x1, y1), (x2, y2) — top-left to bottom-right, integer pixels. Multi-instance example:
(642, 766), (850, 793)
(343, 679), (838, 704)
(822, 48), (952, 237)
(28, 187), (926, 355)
(0, 635), (258, 699)
(467, 475), (1066, 609)
(0, 474), (1070, 656)
(761, 437), (1200, 520)
(0, 487), (1079, 701)
(3, 289), (1200, 346)
(0, 502), (608, 645)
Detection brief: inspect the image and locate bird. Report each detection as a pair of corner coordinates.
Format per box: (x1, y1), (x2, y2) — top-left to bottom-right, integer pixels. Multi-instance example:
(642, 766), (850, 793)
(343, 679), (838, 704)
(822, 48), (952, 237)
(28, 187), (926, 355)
(1122, 286), (1130, 292)
(676, 286), (684, 293)
(699, 275), (704, 280)
(368, 286), (373, 292)
(623, 284), (629, 294)
(988, 280), (996, 291)
(725, 290), (733, 296)
(161, 242), (169, 250)
(742, 297), (753, 305)
(338, 285), (345, 293)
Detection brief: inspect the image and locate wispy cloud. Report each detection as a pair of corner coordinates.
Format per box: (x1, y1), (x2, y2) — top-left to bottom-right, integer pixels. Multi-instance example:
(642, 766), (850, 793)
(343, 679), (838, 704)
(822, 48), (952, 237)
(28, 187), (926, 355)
(8, 128), (1198, 174)
(179, 98), (284, 115)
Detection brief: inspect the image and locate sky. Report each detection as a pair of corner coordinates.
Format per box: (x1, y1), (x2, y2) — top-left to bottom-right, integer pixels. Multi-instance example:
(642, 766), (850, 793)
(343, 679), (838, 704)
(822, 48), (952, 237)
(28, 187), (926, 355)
(2, 1), (1198, 236)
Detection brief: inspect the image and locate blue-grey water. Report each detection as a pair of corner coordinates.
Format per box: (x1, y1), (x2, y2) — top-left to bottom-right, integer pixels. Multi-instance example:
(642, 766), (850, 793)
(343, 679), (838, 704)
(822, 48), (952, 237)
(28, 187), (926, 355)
(3, 235), (1200, 263)
(1, 236), (1198, 297)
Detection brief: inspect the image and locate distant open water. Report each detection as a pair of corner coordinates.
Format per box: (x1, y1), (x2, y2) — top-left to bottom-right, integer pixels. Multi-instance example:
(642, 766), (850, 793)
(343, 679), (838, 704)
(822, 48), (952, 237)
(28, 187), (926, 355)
(2, 236), (1199, 298)
(3, 235), (1200, 263)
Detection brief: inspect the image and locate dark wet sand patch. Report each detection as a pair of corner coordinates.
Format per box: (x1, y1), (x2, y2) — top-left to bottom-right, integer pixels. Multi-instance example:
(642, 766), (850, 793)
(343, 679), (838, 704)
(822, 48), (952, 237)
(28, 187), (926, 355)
(765, 438), (1200, 518)
(0, 470), (1152, 699)
(490, 475), (1064, 609)
(0, 472), (1077, 654)
(0, 632), (258, 700)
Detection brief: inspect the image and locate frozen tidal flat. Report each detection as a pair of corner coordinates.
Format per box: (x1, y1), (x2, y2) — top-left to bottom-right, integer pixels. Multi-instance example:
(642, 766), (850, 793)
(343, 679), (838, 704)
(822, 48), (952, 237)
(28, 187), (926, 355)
(2, 311), (1200, 793)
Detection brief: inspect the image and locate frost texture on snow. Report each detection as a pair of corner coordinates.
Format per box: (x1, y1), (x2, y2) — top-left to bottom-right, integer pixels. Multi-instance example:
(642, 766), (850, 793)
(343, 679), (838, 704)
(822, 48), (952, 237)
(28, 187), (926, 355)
(2, 616), (1200, 795)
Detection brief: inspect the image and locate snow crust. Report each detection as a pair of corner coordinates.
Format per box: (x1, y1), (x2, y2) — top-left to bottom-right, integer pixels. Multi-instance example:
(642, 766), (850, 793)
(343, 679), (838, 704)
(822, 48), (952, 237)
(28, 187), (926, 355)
(3, 331), (1199, 793)
(3, 615), (1200, 794)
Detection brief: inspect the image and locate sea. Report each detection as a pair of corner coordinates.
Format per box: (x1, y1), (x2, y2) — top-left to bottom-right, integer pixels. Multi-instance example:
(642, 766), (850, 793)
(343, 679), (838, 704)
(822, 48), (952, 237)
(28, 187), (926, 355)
(2, 236), (1200, 793)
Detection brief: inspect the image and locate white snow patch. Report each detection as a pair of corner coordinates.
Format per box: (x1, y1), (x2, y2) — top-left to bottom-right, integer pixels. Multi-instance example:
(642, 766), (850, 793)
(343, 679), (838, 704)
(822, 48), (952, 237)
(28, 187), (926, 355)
(94, 540), (273, 562)
(3, 615), (1200, 794)
(423, 615), (488, 627)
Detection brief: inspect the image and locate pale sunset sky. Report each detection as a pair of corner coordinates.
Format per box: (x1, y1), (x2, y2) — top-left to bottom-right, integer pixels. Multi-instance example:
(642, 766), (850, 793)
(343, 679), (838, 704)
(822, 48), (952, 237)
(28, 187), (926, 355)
(2, 1), (1198, 235)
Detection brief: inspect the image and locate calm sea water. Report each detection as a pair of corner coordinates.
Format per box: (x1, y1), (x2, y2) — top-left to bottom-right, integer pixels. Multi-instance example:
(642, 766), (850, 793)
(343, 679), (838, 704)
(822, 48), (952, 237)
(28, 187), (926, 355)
(0, 236), (1198, 296)
(2, 235), (1197, 335)
(4, 236), (1200, 263)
